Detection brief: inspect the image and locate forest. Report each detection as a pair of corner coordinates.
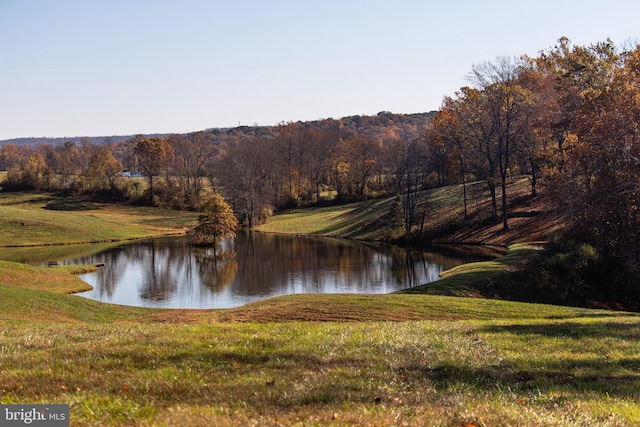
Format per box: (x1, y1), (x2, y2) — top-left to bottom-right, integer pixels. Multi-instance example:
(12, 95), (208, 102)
(1, 37), (639, 297)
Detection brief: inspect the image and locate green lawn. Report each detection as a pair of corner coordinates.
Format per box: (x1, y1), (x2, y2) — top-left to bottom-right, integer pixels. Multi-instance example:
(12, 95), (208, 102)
(0, 260), (94, 294)
(1, 281), (638, 426)
(255, 177), (540, 244)
(1, 190), (639, 425)
(255, 199), (396, 240)
(0, 192), (198, 246)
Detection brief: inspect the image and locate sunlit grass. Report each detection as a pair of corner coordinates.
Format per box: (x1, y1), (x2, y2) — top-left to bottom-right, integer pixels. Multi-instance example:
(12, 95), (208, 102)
(1, 257), (639, 425)
(2, 185), (638, 425)
(256, 177), (535, 242)
(255, 204), (359, 235)
(0, 287), (638, 426)
(0, 260), (93, 294)
(0, 192), (198, 246)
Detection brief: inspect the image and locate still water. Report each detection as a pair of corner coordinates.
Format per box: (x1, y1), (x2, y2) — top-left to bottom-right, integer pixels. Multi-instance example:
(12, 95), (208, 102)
(1, 232), (475, 309)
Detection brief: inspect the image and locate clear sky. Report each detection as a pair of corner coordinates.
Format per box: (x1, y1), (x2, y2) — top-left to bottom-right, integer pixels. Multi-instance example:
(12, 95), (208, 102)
(1, 0), (639, 140)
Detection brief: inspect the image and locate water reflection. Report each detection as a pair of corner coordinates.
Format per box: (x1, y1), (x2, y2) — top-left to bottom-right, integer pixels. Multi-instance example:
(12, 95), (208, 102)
(2, 232), (472, 309)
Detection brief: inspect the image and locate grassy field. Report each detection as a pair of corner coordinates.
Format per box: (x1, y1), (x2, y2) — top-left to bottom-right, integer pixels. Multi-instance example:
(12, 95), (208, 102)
(2, 190), (640, 425)
(1, 279), (639, 426)
(0, 192), (198, 247)
(255, 198), (396, 240)
(256, 177), (562, 246)
(0, 260), (94, 294)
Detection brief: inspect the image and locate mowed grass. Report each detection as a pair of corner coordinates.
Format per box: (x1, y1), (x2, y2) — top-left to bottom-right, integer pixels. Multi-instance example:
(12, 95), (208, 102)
(1, 281), (639, 426)
(255, 177), (537, 243)
(2, 188), (640, 425)
(0, 192), (198, 246)
(255, 201), (389, 239)
(0, 260), (94, 294)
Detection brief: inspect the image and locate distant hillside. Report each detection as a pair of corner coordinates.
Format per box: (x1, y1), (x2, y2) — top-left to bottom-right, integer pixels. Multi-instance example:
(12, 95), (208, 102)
(0, 111), (436, 147)
(0, 134), (168, 147)
(204, 111), (435, 140)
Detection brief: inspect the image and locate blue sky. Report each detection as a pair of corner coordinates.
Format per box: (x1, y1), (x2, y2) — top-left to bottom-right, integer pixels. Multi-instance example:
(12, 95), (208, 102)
(1, 0), (639, 140)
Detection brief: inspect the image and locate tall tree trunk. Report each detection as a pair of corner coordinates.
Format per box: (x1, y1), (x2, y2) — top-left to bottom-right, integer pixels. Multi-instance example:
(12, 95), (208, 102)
(148, 175), (155, 205)
(528, 156), (537, 197)
(500, 172), (509, 231)
(460, 156), (468, 221)
(487, 178), (498, 220)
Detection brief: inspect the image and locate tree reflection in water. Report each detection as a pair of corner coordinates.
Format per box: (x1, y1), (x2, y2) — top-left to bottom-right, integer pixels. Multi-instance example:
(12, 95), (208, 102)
(193, 247), (238, 292)
(57, 232), (473, 308)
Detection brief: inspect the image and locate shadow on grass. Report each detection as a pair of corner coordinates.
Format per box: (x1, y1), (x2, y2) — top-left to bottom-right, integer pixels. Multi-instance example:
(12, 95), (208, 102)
(43, 196), (103, 211)
(480, 320), (640, 341)
(412, 320), (640, 397)
(398, 360), (640, 397)
(0, 194), (57, 206)
(106, 339), (640, 401)
(316, 199), (391, 238)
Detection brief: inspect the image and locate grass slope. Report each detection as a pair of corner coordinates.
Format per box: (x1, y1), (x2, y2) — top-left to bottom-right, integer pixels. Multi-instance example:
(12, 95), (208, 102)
(256, 177), (563, 245)
(3, 189), (640, 425)
(0, 260), (95, 294)
(0, 193), (197, 246)
(1, 283), (639, 426)
(255, 198), (394, 240)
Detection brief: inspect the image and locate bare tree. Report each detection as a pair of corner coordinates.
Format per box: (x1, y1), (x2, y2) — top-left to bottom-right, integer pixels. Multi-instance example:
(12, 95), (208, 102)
(215, 137), (274, 228)
(133, 135), (175, 205)
(465, 56), (533, 230)
(168, 133), (218, 208)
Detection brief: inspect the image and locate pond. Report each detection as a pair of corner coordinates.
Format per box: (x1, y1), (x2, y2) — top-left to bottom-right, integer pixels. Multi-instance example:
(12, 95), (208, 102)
(0, 232), (487, 309)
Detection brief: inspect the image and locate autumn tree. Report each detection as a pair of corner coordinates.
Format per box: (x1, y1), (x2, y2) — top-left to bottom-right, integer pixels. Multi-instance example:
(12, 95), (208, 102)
(468, 56), (534, 230)
(513, 63), (562, 196)
(21, 151), (51, 191)
(274, 122), (302, 206)
(77, 138), (99, 180)
(0, 144), (26, 171)
(329, 135), (380, 202)
(379, 136), (403, 196)
(86, 145), (123, 192)
(133, 135), (175, 205)
(552, 45), (640, 266)
(399, 139), (432, 234)
(429, 104), (472, 220)
(113, 137), (138, 172)
(533, 37), (620, 151)
(191, 193), (238, 258)
(448, 86), (501, 220)
(51, 141), (80, 190)
(302, 128), (332, 203)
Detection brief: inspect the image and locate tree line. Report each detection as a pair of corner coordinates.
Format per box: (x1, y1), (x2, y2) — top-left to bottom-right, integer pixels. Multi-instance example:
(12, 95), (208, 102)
(0, 112), (433, 218)
(432, 37), (640, 271)
(1, 37), (639, 271)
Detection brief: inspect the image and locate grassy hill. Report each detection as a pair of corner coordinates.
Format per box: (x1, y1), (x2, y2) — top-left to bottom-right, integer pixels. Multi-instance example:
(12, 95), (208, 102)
(1, 276), (639, 426)
(256, 177), (564, 246)
(0, 192), (197, 247)
(3, 189), (640, 425)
